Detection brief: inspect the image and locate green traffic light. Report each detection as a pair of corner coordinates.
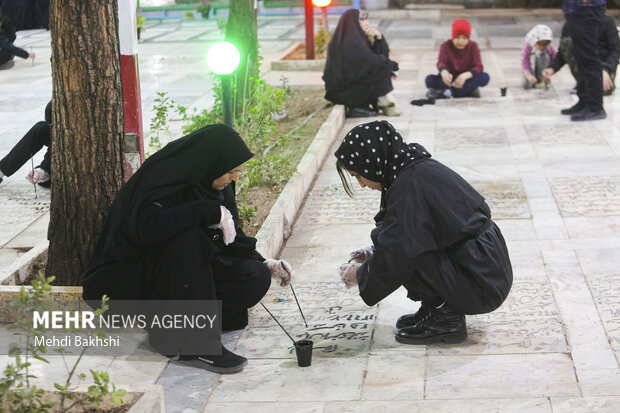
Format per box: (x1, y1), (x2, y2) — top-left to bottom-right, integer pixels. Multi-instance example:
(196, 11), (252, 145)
(207, 42), (241, 75)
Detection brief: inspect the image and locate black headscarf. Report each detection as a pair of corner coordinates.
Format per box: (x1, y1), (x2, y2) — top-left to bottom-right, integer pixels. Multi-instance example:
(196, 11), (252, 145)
(322, 9), (395, 107)
(94, 124), (253, 262)
(335, 120), (431, 191)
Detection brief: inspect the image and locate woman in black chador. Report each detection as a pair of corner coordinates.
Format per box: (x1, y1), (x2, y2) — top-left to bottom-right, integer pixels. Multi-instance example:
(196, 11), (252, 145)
(83, 124), (293, 373)
(335, 121), (512, 345)
(323, 9), (399, 118)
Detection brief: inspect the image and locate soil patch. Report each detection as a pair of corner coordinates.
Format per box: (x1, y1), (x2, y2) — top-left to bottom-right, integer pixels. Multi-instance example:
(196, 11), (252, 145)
(283, 43), (327, 61)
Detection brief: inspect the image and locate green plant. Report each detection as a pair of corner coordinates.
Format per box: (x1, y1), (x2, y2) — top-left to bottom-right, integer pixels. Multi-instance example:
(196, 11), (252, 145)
(148, 91), (176, 156)
(0, 274), (125, 412)
(237, 203), (257, 226)
(315, 26), (331, 54)
(184, 10), (195, 19)
(136, 14), (146, 30)
(196, 1), (212, 18)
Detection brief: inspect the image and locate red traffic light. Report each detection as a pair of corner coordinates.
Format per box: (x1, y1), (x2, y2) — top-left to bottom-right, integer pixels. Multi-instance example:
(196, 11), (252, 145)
(312, 0), (332, 7)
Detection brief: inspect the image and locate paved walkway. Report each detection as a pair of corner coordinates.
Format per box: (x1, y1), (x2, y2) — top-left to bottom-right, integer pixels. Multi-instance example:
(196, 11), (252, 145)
(0, 9), (619, 413)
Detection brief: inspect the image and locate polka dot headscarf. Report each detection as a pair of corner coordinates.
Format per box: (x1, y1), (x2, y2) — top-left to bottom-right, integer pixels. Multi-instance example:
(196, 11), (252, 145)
(334, 120), (431, 190)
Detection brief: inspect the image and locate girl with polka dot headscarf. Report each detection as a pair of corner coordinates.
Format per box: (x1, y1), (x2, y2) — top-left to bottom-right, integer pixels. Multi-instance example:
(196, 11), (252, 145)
(334, 121), (513, 346)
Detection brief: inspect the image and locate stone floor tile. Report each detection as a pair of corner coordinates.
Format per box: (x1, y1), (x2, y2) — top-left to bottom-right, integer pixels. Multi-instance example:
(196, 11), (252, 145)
(425, 353), (579, 398)
(550, 396), (620, 413)
(324, 398), (551, 413)
(209, 358), (366, 402)
(576, 249), (620, 276)
(204, 402), (325, 413)
(577, 368), (620, 397)
(361, 353), (425, 400)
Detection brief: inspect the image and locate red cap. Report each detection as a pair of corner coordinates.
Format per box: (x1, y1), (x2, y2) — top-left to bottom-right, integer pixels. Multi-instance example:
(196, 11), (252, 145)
(452, 19), (471, 39)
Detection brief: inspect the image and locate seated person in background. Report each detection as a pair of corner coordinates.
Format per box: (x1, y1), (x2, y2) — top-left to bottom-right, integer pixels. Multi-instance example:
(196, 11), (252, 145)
(522, 24), (557, 89)
(425, 18), (489, 99)
(323, 9), (400, 118)
(0, 13), (35, 69)
(544, 16), (620, 96)
(0, 101), (51, 187)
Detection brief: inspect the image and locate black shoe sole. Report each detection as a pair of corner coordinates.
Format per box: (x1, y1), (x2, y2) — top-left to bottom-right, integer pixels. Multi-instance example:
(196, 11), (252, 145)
(570, 113), (607, 122)
(176, 358), (248, 374)
(395, 330), (467, 345)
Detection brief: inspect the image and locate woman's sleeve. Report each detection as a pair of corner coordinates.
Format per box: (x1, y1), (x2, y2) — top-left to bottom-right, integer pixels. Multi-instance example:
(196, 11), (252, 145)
(521, 44), (532, 73)
(471, 42), (483, 74)
(437, 42), (449, 72)
(136, 200), (220, 245)
(602, 18), (620, 74)
(356, 182), (434, 306)
(0, 36), (29, 59)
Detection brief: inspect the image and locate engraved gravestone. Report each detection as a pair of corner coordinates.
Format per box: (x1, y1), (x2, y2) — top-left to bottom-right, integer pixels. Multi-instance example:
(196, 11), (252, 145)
(551, 176), (620, 217)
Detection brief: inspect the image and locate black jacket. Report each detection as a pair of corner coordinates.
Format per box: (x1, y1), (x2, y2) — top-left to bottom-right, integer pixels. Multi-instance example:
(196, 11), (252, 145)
(356, 159), (512, 314)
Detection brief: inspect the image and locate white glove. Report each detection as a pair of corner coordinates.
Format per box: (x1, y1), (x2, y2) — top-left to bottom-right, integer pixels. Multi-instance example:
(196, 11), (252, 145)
(349, 245), (374, 263)
(264, 259), (293, 287)
(26, 167), (50, 184)
(219, 206), (237, 245)
(339, 262), (360, 289)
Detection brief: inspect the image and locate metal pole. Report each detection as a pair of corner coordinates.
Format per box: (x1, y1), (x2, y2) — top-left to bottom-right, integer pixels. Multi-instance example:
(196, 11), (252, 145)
(222, 74), (233, 128)
(304, 0), (315, 60)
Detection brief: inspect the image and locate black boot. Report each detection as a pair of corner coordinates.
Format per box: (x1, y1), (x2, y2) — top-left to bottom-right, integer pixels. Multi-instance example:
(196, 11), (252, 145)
(395, 301), (431, 329)
(395, 303), (467, 345)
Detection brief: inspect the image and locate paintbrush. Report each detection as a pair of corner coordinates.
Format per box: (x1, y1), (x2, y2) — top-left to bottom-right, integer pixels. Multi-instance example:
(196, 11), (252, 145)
(260, 302), (295, 344)
(289, 283), (308, 328)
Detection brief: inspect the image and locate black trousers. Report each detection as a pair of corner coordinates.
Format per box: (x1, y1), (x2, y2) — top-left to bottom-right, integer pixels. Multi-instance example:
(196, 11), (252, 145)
(0, 121), (50, 176)
(565, 5), (605, 112)
(145, 227), (271, 332)
(401, 221), (513, 315)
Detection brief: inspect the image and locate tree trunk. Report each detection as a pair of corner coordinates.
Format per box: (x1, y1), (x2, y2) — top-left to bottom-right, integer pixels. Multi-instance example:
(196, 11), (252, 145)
(47, 0), (125, 285)
(225, 0), (258, 120)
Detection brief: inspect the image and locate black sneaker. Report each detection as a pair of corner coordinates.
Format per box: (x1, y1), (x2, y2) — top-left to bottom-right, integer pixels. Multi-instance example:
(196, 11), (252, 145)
(395, 303), (467, 345)
(395, 301), (431, 329)
(561, 102), (585, 115)
(346, 107), (378, 118)
(570, 108), (606, 122)
(177, 346), (247, 374)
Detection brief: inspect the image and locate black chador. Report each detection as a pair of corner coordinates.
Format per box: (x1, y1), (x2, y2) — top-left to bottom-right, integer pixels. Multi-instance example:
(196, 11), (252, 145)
(322, 9), (397, 109)
(335, 121), (513, 344)
(83, 124), (271, 338)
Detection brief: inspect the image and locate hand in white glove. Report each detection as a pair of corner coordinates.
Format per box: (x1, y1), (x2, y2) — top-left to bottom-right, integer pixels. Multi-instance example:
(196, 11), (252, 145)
(339, 262), (360, 289)
(264, 259), (293, 287)
(349, 245), (374, 263)
(26, 167), (50, 184)
(219, 206), (236, 245)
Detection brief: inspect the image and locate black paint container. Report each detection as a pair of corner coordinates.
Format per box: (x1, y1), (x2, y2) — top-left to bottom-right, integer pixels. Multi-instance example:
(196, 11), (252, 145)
(294, 340), (313, 367)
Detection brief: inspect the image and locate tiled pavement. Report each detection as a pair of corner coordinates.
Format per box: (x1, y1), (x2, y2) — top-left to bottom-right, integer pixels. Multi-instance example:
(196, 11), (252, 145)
(1, 9), (619, 413)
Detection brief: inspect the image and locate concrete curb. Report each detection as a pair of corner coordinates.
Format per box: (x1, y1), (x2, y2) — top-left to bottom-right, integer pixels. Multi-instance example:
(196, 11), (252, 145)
(255, 104), (345, 260)
(0, 240), (48, 285)
(270, 42), (325, 72)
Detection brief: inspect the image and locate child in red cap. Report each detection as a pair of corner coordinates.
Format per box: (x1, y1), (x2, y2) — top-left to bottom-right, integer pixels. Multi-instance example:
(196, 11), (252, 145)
(425, 18), (489, 99)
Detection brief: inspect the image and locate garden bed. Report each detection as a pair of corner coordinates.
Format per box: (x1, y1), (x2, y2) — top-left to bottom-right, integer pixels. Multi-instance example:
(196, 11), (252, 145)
(270, 42), (326, 71)
(242, 87), (331, 236)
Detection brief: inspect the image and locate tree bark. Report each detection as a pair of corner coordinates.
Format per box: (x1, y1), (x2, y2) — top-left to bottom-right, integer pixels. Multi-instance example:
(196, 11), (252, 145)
(47, 0), (125, 285)
(225, 0), (258, 119)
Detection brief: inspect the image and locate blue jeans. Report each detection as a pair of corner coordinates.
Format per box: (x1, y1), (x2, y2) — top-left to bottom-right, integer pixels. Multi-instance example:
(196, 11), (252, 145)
(425, 72), (490, 98)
